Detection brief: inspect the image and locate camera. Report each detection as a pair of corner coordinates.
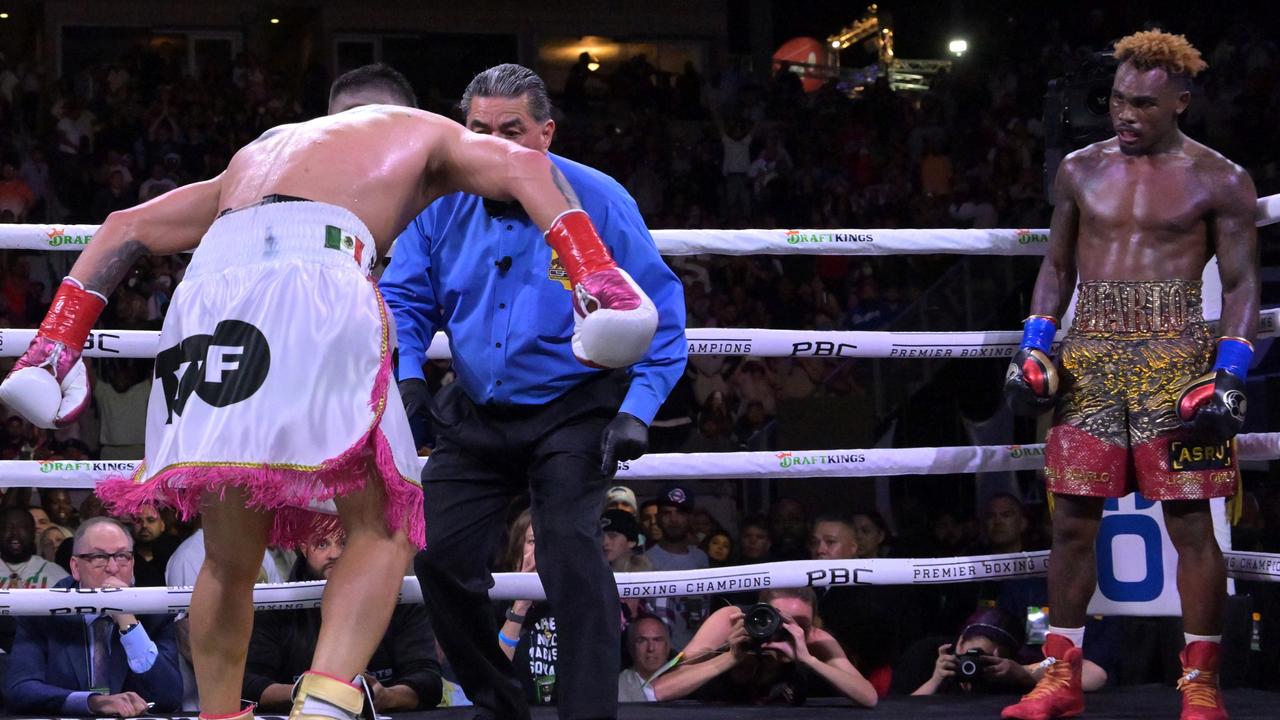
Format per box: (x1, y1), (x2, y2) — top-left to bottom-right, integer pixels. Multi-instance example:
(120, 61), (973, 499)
(742, 603), (785, 645)
(955, 648), (986, 681)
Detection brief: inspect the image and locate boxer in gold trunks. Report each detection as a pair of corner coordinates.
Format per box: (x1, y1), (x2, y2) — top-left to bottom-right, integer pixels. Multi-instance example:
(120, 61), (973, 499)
(1002, 31), (1258, 720)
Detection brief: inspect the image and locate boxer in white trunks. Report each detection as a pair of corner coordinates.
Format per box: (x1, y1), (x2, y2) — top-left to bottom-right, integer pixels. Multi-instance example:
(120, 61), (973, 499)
(0, 64), (656, 720)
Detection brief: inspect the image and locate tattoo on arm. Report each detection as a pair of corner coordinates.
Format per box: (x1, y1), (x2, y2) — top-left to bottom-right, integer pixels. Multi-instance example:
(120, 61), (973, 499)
(82, 240), (148, 296)
(550, 165), (582, 209)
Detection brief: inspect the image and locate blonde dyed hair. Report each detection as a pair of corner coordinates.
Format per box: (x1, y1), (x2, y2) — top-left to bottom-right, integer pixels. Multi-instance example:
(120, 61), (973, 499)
(1114, 30), (1207, 78)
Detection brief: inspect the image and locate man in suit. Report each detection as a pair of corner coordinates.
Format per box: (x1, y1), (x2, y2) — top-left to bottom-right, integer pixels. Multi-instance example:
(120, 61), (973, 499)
(3, 516), (181, 715)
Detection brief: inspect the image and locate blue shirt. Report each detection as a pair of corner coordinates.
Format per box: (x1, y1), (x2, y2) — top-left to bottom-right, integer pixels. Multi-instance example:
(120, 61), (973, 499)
(380, 153), (687, 424)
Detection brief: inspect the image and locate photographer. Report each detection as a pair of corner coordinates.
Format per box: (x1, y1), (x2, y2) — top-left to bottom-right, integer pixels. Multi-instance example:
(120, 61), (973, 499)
(911, 608), (1106, 696)
(649, 588), (877, 707)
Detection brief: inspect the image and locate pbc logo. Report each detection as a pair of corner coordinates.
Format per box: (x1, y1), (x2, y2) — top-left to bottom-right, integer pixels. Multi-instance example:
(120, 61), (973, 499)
(155, 320), (271, 423)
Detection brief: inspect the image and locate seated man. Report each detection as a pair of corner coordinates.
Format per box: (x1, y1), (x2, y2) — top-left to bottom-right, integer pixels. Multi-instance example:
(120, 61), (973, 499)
(649, 587), (877, 707)
(242, 525), (443, 712)
(618, 615), (672, 702)
(3, 517), (181, 715)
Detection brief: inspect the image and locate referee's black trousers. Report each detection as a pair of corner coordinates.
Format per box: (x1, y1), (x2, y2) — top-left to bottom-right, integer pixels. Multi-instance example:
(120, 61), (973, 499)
(414, 373), (624, 720)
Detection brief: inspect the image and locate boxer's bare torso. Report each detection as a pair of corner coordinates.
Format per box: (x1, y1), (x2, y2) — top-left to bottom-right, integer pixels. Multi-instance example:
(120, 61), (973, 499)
(69, 105), (579, 294)
(1056, 136), (1248, 283)
(219, 106), (458, 254)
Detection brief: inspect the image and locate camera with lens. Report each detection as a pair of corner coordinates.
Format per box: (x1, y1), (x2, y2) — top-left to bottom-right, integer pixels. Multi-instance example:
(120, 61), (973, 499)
(742, 603), (785, 645)
(955, 648), (986, 682)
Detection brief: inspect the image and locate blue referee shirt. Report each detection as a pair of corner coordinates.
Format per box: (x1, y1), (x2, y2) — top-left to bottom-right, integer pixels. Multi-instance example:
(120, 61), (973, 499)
(380, 153), (687, 424)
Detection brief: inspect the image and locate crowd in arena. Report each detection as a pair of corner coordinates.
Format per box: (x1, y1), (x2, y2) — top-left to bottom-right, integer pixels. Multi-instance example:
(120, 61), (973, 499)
(2, 14), (1280, 712)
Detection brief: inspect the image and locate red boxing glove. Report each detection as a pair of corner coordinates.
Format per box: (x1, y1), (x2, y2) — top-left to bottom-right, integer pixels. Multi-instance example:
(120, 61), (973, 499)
(0, 278), (106, 428)
(544, 210), (658, 368)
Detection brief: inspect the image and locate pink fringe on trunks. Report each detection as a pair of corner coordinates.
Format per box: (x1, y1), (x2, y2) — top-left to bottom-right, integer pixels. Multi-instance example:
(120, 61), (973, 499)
(97, 344), (425, 549)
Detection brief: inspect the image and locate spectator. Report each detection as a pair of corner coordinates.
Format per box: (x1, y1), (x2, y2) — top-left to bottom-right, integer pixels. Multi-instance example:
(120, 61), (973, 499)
(638, 499), (662, 550)
(137, 161), (177, 202)
(495, 510), (563, 705)
(852, 511), (893, 559)
(645, 488), (709, 647)
(89, 169), (135, 222)
(3, 517), (181, 715)
(243, 526), (442, 711)
(0, 157), (34, 221)
(808, 513), (914, 695)
(617, 616), (672, 702)
(646, 488), (708, 571)
(971, 493), (1030, 555)
(129, 503), (180, 587)
(700, 530), (733, 568)
(606, 485), (639, 516)
(28, 506), (53, 536)
(737, 515), (773, 564)
(0, 507), (68, 589)
(40, 489), (78, 529)
(39, 525), (72, 566)
(602, 508), (643, 572)
(93, 359), (151, 460)
(768, 498), (810, 561)
(650, 587), (877, 706)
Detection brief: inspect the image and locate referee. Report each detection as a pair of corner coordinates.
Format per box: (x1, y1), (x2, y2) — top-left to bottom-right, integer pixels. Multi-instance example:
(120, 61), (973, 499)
(379, 64), (686, 720)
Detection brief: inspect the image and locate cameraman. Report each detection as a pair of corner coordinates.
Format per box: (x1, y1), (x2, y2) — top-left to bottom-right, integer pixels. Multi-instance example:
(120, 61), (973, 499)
(911, 608), (1106, 696)
(649, 588), (877, 707)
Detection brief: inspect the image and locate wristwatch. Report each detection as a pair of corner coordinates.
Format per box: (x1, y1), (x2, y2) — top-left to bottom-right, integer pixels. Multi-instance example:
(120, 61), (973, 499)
(118, 622), (139, 636)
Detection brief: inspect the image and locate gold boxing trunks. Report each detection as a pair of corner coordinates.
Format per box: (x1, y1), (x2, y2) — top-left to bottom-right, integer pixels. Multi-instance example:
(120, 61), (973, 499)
(1044, 280), (1238, 501)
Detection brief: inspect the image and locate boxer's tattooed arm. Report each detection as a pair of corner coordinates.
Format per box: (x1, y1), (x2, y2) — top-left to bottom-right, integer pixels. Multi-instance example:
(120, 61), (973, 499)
(550, 165), (582, 209)
(81, 239), (147, 295)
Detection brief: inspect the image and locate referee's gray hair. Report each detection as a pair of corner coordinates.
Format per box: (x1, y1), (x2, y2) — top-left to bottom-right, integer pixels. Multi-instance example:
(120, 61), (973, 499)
(460, 64), (552, 123)
(73, 516), (134, 553)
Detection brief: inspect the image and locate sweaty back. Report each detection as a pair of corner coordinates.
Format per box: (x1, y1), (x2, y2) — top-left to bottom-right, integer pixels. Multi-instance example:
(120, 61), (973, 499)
(217, 106), (441, 250)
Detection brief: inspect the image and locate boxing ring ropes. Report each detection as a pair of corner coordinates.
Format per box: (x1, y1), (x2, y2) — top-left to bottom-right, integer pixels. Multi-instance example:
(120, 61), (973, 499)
(0, 192), (1279, 616)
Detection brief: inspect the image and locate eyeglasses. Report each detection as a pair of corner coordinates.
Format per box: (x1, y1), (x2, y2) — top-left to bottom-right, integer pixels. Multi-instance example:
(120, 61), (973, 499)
(74, 551), (134, 568)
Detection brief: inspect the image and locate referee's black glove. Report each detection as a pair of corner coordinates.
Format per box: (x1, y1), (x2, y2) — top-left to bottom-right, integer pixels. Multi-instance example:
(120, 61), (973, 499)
(600, 412), (648, 480)
(398, 378), (432, 450)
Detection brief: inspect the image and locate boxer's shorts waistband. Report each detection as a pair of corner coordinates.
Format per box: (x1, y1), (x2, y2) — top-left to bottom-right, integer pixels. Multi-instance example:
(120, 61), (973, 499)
(186, 199), (376, 279)
(1071, 280), (1203, 337)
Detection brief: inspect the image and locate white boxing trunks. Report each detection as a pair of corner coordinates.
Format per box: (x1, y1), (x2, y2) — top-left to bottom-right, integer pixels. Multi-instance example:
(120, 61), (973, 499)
(98, 199), (424, 548)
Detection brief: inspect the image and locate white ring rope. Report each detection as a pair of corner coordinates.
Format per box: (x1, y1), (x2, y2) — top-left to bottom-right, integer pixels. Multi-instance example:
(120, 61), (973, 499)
(0, 191), (1276, 255)
(3, 309), (1277, 361)
(1, 550), (1277, 616)
(3, 433), (1277, 487)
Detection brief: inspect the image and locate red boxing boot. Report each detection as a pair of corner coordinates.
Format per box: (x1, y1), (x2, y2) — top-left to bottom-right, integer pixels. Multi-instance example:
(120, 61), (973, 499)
(1001, 634), (1084, 720)
(1178, 641), (1228, 720)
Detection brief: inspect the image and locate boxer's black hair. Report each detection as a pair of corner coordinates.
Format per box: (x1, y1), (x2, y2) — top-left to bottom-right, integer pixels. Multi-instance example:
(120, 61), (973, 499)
(329, 63), (417, 109)
(461, 63), (552, 123)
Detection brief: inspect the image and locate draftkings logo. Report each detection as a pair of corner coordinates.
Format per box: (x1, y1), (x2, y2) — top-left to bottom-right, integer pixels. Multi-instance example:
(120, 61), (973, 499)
(785, 230), (874, 245)
(1006, 445), (1044, 459)
(775, 451), (866, 468)
(1016, 229), (1049, 245)
(45, 226), (93, 247)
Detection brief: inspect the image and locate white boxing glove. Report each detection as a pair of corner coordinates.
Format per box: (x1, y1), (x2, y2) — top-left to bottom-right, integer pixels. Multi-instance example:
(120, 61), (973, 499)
(572, 267), (658, 368)
(544, 209), (659, 369)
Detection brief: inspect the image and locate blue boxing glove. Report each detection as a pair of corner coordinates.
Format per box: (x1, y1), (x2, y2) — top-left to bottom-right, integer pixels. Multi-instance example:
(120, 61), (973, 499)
(1004, 315), (1059, 416)
(1177, 337), (1252, 442)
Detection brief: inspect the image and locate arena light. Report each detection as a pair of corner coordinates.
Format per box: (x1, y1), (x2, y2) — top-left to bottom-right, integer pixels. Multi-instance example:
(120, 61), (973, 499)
(0, 12), (9, 19)
(270, 17), (280, 25)
(948, 38), (968, 57)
